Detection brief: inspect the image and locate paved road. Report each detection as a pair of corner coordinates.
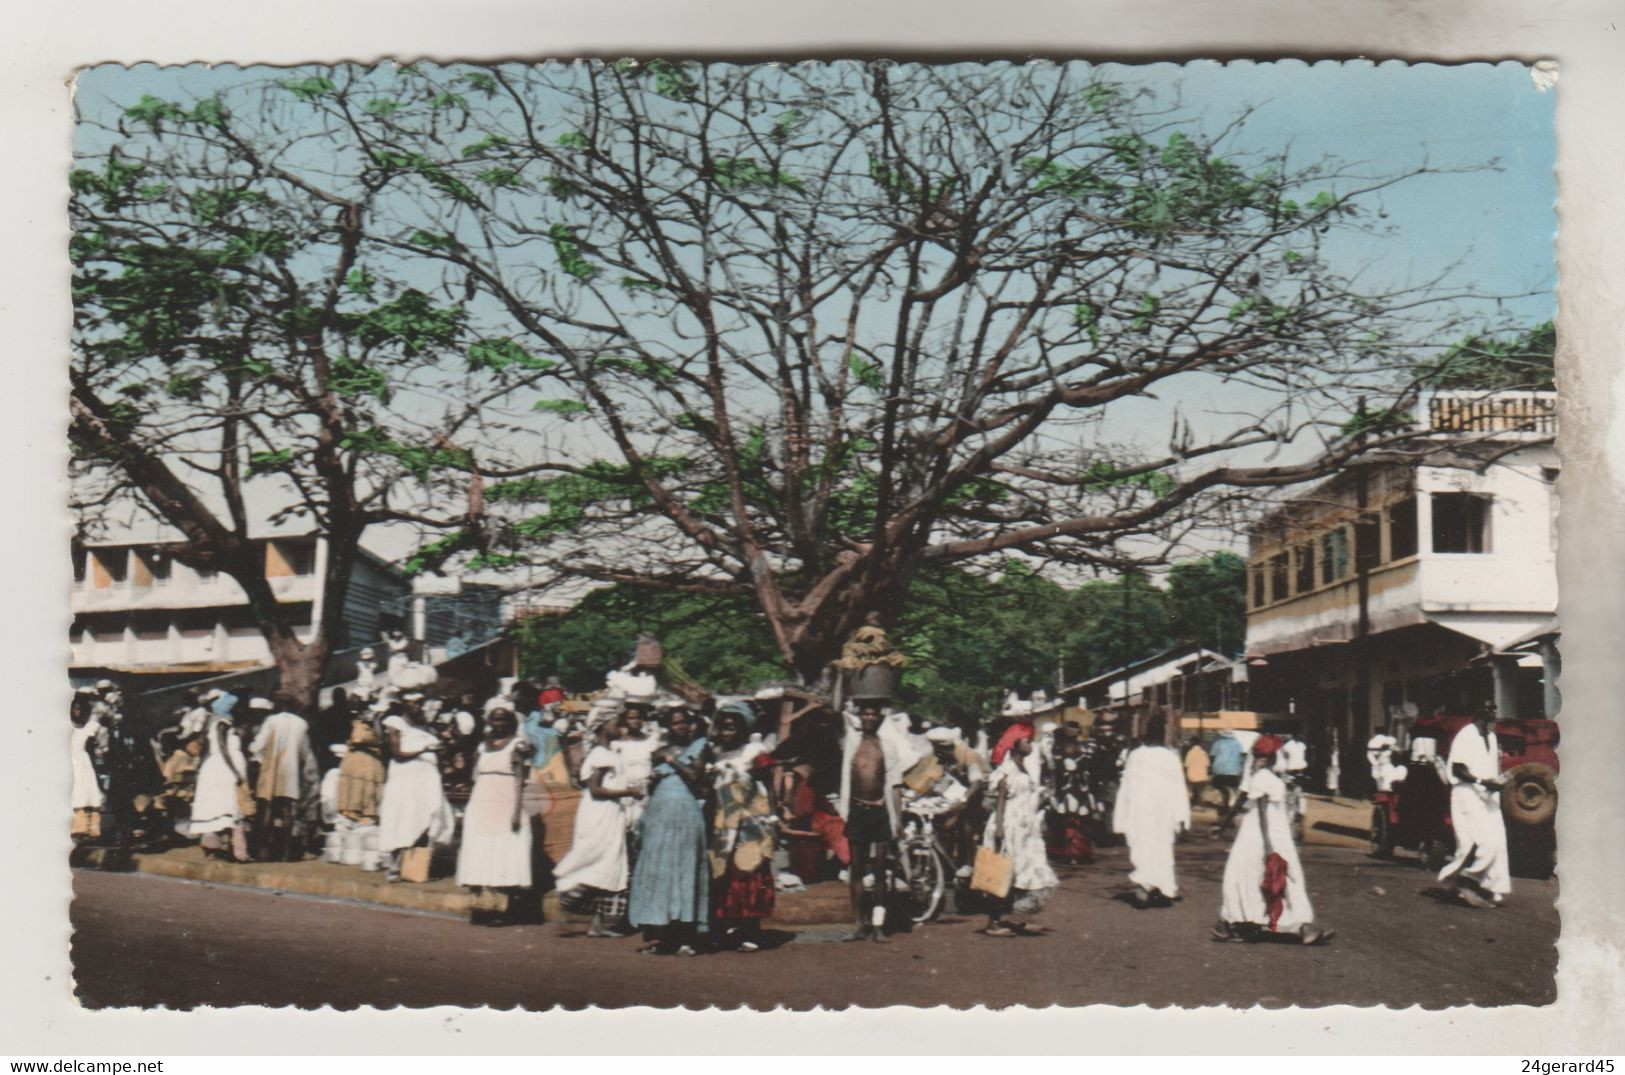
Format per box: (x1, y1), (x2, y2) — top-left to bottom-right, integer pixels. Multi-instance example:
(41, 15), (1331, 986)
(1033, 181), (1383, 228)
(72, 839), (1557, 1010)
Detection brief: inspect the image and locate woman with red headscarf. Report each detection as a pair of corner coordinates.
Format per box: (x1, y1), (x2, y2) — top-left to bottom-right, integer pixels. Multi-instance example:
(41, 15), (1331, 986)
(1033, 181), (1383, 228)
(978, 725), (1058, 937)
(1210, 734), (1333, 945)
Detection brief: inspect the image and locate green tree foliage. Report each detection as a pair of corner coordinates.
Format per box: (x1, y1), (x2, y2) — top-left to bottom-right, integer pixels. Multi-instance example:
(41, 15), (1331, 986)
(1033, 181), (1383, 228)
(350, 59), (1509, 680)
(1419, 320), (1555, 391)
(512, 586), (788, 694)
(518, 552), (1245, 725)
(73, 62), (1535, 691)
(69, 70), (576, 702)
(1166, 551), (1247, 655)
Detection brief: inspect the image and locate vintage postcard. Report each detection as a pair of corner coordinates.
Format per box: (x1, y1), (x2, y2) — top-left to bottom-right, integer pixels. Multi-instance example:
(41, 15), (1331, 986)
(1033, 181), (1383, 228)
(64, 58), (1562, 1011)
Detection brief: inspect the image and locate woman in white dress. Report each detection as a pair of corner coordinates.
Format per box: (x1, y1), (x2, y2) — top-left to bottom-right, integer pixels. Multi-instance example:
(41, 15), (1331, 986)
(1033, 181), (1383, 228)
(1211, 734), (1333, 945)
(980, 726), (1058, 937)
(186, 693), (251, 861)
(69, 697), (104, 842)
(552, 711), (643, 937)
(456, 706), (536, 924)
(378, 700), (455, 880)
(613, 702), (663, 848)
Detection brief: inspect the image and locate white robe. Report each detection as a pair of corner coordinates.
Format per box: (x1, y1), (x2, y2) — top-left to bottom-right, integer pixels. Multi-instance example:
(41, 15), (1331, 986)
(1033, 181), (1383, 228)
(1438, 724), (1511, 897)
(377, 716), (456, 852)
(70, 718), (104, 810)
(187, 714), (246, 835)
(1219, 768), (1315, 931)
(552, 745), (631, 893)
(1112, 744), (1190, 897)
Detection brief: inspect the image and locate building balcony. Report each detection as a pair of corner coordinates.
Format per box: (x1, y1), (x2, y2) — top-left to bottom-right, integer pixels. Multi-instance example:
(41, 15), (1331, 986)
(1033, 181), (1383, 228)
(69, 572), (319, 613)
(1246, 551), (1555, 656)
(1417, 391), (1556, 440)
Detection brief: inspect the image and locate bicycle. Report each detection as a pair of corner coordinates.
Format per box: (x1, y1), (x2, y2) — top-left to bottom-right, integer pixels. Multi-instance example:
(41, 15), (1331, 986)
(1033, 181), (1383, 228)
(890, 795), (955, 924)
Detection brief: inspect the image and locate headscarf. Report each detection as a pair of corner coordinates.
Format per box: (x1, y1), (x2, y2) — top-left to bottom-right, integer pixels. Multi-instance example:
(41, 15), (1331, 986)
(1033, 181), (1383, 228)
(584, 696), (623, 738)
(211, 691), (239, 717)
(1252, 733), (1283, 759)
(717, 700), (757, 734)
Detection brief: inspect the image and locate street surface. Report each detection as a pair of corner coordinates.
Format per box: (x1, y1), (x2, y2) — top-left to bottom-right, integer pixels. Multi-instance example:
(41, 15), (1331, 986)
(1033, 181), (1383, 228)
(72, 837), (1557, 1009)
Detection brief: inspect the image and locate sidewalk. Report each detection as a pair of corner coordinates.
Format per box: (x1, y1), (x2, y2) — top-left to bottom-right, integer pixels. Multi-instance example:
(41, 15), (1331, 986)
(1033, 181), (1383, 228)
(1190, 793), (1373, 849)
(70, 843), (856, 926)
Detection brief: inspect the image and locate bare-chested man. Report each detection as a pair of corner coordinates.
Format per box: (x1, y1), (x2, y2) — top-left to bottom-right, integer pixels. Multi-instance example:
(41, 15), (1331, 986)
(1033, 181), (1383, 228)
(844, 704), (894, 942)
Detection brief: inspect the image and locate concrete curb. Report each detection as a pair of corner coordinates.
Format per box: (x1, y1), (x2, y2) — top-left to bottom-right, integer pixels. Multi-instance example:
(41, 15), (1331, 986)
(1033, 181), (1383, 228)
(75, 845), (856, 926)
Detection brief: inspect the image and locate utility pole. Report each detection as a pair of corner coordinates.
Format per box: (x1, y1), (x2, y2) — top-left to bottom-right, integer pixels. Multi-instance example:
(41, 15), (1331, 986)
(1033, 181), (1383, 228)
(1352, 396), (1374, 798)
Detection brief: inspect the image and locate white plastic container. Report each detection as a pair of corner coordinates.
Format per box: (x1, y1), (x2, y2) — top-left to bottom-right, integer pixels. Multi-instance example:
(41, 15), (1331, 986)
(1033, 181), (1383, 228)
(322, 831), (344, 864)
(339, 827), (362, 866)
(361, 848), (386, 872)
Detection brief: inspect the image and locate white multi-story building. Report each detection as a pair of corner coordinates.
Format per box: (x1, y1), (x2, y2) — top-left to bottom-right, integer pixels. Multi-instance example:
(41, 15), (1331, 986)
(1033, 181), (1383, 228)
(69, 533), (409, 684)
(1243, 392), (1558, 774)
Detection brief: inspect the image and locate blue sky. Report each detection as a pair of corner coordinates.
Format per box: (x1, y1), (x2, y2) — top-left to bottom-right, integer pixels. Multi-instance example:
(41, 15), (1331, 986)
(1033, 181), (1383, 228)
(73, 60), (1556, 565)
(77, 58), (1557, 316)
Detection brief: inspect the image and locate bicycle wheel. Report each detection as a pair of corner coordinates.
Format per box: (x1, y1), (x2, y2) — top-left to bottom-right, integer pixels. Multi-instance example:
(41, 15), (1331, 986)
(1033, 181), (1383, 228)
(901, 839), (947, 923)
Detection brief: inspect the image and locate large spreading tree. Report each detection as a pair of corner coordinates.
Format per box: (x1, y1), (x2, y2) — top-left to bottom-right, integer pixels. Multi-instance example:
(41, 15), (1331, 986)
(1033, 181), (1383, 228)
(70, 72), (571, 704)
(72, 61), (1538, 694)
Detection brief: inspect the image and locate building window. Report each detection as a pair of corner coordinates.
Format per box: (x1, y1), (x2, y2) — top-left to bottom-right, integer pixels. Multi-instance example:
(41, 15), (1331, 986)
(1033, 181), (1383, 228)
(1293, 543), (1315, 594)
(1388, 496), (1418, 561)
(99, 548), (129, 584)
(1432, 493), (1492, 553)
(286, 542), (317, 577)
(1269, 552), (1289, 604)
(266, 540), (317, 578)
(131, 610), (170, 641)
(72, 546), (87, 584)
(1249, 563), (1266, 608)
(140, 549), (173, 584)
(1355, 513), (1380, 573)
(1320, 528), (1350, 584)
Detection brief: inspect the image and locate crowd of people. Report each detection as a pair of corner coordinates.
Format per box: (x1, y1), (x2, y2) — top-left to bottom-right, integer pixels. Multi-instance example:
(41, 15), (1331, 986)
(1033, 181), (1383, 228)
(68, 646), (1515, 955)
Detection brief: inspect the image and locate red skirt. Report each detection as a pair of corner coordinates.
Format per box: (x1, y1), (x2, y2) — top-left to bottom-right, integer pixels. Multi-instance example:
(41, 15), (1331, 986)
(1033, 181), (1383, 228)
(713, 863), (776, 922)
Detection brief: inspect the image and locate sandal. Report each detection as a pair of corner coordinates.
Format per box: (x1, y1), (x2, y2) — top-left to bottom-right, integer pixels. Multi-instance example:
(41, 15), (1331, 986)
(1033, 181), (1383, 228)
(983, 925), (1016, 938)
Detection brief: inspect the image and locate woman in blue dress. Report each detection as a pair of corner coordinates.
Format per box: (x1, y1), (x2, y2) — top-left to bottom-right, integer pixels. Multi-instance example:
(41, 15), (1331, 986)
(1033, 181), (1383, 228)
(628, 706), (710, 956)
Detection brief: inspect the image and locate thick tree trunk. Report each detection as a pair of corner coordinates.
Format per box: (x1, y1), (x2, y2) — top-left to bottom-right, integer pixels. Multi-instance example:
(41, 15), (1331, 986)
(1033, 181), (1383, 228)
(267, 634), (329, 712)
(780, 551), (918, 687)
(246, 527), (360, 713)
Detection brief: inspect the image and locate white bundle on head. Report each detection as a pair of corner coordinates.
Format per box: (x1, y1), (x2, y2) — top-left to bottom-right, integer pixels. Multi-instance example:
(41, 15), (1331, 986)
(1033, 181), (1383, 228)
(606, 669), (658, 699)
(1002, 699), (1034, 718)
